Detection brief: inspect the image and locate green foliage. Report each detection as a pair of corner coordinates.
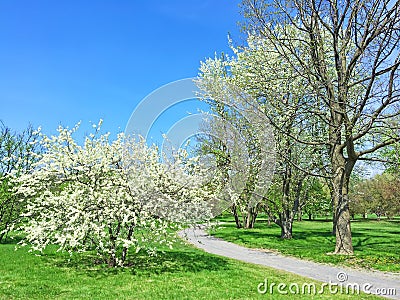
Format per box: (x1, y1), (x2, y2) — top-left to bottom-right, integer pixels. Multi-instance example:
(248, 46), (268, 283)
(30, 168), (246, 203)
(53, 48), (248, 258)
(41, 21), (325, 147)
(0, 122), (40, 242)
(301, 178), (331, 220)
(0, 177), (17, 240)
(382, 142), (400, 175)
(350, 173), (400, 219)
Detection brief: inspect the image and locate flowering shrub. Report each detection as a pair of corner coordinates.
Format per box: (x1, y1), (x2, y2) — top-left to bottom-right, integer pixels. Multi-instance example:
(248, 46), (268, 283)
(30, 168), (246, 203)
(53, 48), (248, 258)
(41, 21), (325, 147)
(15, 121), (214, 266)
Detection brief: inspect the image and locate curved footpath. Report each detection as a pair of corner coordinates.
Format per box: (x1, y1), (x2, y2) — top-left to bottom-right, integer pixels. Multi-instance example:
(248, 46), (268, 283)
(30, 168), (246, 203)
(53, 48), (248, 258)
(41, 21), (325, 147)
(178, 227), (400, 299)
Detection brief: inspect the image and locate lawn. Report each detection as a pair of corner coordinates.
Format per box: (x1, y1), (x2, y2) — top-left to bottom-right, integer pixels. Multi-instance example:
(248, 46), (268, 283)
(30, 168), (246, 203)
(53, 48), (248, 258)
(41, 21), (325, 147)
(0, 234), (382, 299)
(210, 217), (400, 273)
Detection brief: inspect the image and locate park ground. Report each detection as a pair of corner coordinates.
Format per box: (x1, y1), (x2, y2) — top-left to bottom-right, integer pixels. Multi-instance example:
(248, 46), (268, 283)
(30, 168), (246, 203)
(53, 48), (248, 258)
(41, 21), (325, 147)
(0, 216), (398, 299)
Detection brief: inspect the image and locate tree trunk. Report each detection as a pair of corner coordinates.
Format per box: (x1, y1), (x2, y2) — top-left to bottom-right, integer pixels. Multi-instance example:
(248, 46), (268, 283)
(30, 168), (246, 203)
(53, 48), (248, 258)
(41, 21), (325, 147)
(281, 223), (292, 239)
(0, 231), (6, 243)
(279, 212), (293, 239)
(331, 200), (337, 235)
(334, 195), (353, 254)
(297, 209), (302, 221)
(231, 204), (242, 228)
(121, 225), (135, 265)
(332, 155), (354, 255)
(244, 205), (258, 229)
(263, 204), (272, 226)
(108, 255), (117, 267)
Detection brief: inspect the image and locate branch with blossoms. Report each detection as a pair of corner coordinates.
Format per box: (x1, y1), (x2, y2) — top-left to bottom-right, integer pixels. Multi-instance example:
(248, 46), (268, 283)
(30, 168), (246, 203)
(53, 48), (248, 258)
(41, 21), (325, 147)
(14, 121), (215, 267)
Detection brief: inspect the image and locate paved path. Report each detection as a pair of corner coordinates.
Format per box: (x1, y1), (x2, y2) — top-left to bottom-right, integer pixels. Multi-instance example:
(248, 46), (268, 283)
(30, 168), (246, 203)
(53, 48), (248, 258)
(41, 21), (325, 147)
(178, 227), (400, 299)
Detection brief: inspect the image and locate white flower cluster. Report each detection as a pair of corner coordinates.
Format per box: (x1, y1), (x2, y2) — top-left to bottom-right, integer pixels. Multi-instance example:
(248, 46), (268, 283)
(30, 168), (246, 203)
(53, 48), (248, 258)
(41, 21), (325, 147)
(14, 121), (215, 266)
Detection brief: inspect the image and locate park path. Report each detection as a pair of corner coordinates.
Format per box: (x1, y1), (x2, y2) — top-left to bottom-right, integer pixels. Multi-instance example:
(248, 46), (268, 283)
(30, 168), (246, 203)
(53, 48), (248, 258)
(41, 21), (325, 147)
(178, 227), (400, 299)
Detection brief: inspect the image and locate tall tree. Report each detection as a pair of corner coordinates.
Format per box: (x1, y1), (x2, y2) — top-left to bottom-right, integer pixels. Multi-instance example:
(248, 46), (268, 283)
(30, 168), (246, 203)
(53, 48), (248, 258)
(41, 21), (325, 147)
(197, 42), (323, 237)
(240, 0), (400, 254)
(196, 75), (275, 229)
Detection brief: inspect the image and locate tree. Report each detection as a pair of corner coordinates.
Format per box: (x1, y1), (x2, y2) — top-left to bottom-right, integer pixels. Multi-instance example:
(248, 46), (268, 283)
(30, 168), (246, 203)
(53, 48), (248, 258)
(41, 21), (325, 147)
(348, 171), (370, 219)
(196, 73), (276, 229)
(350, 173), (400, 219)
(197, 36), (328, 238)
(261, 143), (319, 238)
(300, 177), (331, 221)
(0, 122), (40, 242)
(237, 0), (400, 254)
(15, 121), (214, 267)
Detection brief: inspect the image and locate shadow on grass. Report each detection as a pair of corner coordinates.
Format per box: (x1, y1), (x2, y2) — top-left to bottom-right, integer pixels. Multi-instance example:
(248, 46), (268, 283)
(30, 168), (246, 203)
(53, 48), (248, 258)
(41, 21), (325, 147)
(291, 231), (334, 239)
(126, 249), (231, 275)
(40, 245), (231, 278)
(387, 219), (400, 224)
(0, 234), (25, 244)
(2, 232), (232, 277)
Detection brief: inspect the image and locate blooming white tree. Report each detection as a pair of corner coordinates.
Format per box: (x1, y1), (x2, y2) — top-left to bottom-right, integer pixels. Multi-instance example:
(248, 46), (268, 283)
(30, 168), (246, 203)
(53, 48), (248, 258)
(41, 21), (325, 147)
(199, 0), (400, 254)
(195, 81), (276, 229)
(14, 121), (214, 267)
(196, 35), (322, 237)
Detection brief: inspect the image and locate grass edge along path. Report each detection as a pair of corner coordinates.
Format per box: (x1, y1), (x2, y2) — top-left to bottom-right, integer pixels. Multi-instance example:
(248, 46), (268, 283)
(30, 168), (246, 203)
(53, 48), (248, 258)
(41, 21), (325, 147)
(179, 227), (400, 300)
(210, 219), (400, 273)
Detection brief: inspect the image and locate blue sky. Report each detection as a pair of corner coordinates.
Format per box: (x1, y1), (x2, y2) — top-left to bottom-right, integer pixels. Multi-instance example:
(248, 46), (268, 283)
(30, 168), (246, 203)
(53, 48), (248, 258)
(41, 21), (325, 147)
(0, 0), (242, 143)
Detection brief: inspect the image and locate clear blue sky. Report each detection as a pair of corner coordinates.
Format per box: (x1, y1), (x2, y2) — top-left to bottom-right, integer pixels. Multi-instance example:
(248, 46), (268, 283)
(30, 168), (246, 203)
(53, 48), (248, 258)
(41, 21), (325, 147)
(0, 0), (242, 142)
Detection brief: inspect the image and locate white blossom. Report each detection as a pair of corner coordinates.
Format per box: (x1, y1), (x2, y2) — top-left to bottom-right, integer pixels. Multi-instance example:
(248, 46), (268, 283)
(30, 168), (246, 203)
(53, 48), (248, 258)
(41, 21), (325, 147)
(14, 122), (215, 267)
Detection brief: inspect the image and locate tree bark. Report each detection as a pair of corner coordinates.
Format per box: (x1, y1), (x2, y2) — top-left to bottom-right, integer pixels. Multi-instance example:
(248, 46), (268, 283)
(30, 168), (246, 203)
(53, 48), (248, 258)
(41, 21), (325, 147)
(231, 204), (242, 229)
(244, 205), (258, 229)
(280, 214), (293, 239)
(331, 154), (355, 254)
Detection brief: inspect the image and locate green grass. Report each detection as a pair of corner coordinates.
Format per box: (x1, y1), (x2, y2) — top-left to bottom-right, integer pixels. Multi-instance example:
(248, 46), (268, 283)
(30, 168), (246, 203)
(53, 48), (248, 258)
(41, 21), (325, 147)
(0, 234), (382, 299)
(210, 217), (400, 273)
